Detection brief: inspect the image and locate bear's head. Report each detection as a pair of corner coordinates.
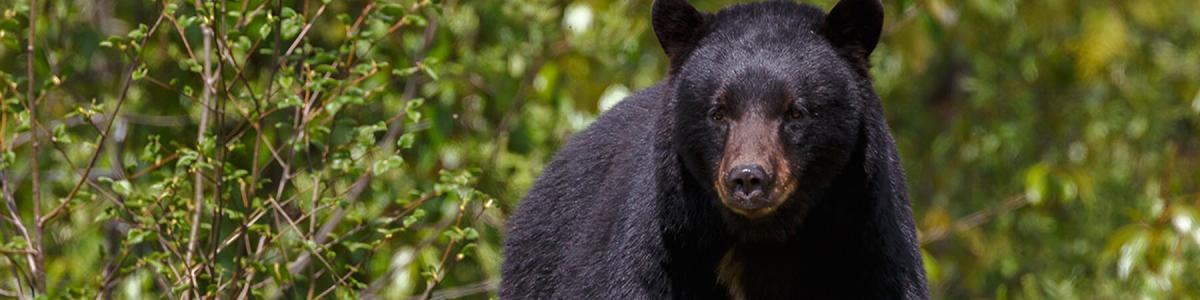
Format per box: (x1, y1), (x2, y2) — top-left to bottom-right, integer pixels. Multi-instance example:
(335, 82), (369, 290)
(655, 0), (884, 240)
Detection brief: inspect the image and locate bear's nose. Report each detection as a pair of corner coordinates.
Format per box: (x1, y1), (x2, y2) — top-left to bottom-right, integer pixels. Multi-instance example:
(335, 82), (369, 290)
(726, 165), (772, 205)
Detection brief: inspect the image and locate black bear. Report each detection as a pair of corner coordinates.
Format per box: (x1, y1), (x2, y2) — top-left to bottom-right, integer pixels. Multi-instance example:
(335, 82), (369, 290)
(502, 0), (928, 298)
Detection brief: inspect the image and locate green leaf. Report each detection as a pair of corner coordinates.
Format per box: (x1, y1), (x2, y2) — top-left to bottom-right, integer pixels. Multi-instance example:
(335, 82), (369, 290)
(51, 123), (72, 143)
(379, 3), (406, 18)
(257, 22), (272, 38)
(392, 66), (419, 77)
(126, 24), (148, 40)
(278, 95), (302, 108)
(372, 155), (405, 176)
(397, 133), (415, 149)
(1023, 163), (1049, 205)
(462, 228), (478, 241)
(421, 64), (439, 81)
(112, 180), (133, 197)
(346, 242), (372, 252)
(132, 66), (147, 80)
(125, 228), (156, 245)
(402, 209), (425, 228)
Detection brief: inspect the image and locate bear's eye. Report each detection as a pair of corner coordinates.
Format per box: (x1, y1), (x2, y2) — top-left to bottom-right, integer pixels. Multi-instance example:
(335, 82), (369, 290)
(789, 108), (804, 120)
(710, 107), (727, 122)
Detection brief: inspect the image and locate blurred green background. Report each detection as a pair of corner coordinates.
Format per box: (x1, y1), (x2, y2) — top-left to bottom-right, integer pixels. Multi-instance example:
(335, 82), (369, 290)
(0, 0), (1198, 298)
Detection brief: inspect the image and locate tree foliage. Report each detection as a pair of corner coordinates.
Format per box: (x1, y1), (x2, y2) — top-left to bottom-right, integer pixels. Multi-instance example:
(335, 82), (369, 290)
(0, 0), (1196, 298)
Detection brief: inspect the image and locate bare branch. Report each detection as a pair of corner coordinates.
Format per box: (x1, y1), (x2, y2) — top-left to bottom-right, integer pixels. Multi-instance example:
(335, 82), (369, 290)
(426, 279), (499, 300)
(184, 0), (216, 296)
(919, 195), (1028, 245)
(282, 2), (329, 58)
(26, 0), (44, 293)
(1, 173), (34, 297)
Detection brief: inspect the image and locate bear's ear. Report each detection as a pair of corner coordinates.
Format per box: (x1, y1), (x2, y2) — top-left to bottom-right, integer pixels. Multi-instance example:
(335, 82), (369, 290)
(821, 0), (884, 76)
(652, 0), (706, 73)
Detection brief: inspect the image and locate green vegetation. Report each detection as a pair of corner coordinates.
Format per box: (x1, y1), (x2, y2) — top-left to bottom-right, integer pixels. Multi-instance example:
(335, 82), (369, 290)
(0, 0), (1196, 298)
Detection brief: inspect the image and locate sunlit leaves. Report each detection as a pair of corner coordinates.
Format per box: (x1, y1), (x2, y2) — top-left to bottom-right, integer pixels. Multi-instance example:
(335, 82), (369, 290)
(1023, 164), (1049, 205)
(1075, 7), (1129, 80)
(372, 155), (405, 176)
(125, 228), (156, 246)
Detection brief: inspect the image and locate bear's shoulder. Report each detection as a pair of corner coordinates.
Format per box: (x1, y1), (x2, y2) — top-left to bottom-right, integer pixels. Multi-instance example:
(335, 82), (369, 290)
(500, 82), (671, 299)
(535, 82), (664, 185)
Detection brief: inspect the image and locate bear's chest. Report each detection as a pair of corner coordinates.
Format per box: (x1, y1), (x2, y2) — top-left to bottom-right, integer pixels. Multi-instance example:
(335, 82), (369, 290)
(715, 248), (746, 300)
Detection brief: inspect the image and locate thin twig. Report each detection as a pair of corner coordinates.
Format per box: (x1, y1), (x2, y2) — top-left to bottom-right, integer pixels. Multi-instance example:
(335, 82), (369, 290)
(204, 0), (231, 284)
(282, 1), (329, 58)
(184, 0), (216, 296)
(1, 173), (32, 298)
(418, 201), (480, 300)
(26, 0), (44, 293)
(426, 279), (499, 300)
(919, 195), (1028, 244)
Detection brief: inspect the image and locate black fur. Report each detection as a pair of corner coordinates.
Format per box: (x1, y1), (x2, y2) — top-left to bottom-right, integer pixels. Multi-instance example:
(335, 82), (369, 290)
(502, 1), (927, 298)
(653, 0), (708, 72)
(823, 0), (884, 76)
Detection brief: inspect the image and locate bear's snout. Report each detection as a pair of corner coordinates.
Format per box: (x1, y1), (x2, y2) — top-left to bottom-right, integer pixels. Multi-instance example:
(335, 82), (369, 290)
(715, 113), (790, 218)
(726, 164), (773, 210)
